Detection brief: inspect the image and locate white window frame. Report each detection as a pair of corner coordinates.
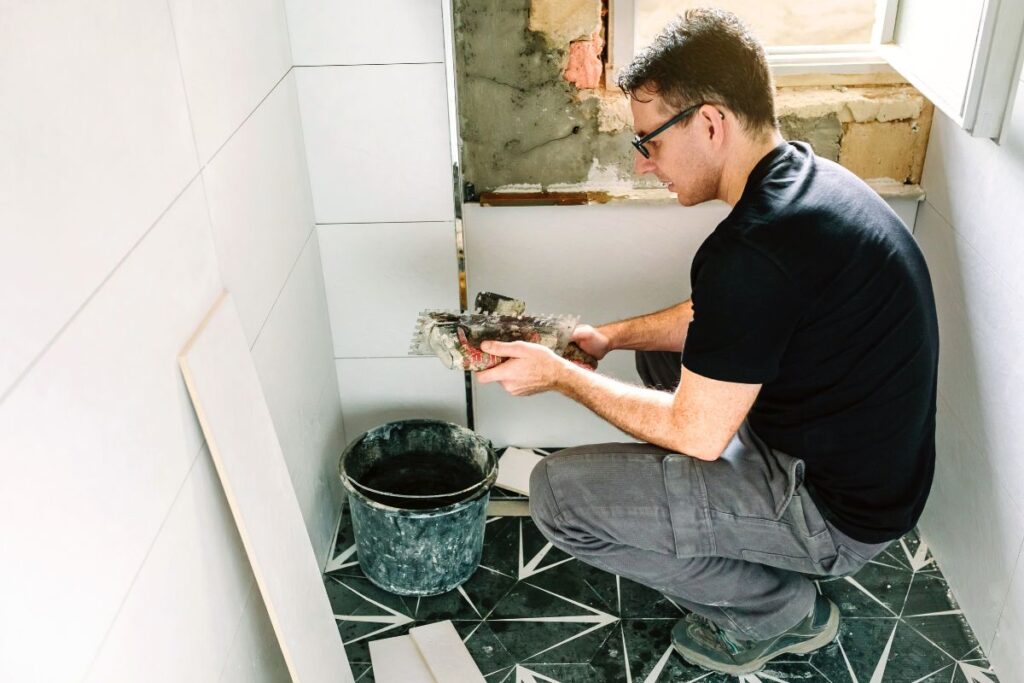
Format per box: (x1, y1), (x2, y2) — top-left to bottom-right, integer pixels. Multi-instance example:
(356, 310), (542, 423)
(612, 0), (1024, 139)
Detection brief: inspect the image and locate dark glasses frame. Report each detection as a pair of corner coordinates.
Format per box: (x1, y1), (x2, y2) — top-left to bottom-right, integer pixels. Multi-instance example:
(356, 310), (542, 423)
(631, 102), (704, 159)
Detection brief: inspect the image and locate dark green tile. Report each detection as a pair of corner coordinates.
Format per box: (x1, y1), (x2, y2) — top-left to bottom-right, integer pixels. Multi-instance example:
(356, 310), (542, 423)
(453, 620), (518, 676)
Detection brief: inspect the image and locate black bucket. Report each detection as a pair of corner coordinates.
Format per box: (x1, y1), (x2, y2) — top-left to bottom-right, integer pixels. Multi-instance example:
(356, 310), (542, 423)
(338, 419), (498, 596)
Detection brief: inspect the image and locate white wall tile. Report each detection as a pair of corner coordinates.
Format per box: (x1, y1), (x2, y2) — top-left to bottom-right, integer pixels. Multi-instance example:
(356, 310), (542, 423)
(219, 583), (290, 683)
(991, 542), (1024, 682)
(0, 180), (222, 682)
(914, 203), (1024, 508)
(473, 350), (642, 448)
(335, 358), (466, 439)
(203, 72), (316, 345)
(918, 393), (1024, 650)
(915, 94), (1024, 669)
(463, 202), (722, 445)
(884, 196), (921, 231)
(252, 234), (345, 568)
(463, 203), (724, 323)
(296, 65), (455, 223)
(285, 0), (444, 66)
(319, 222), (460, 358)
(83, 451), (254, 683)
(167, 0), (292, 162)
(0, 0), (198, 397)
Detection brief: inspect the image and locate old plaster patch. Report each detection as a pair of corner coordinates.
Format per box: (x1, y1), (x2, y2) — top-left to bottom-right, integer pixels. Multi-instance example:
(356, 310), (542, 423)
(529, 0), (601, 45)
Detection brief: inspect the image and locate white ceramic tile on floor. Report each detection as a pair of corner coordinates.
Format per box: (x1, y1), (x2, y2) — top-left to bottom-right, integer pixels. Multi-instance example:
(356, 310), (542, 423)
(408, 621), (485, 683)
(285, 0), (445, 66)
(318, 222), (459, 358)
(368, 634), (436, 683)
(296, 64), (454, 224)
(167, 0), (292, 162)
(0, 0), (198, 397)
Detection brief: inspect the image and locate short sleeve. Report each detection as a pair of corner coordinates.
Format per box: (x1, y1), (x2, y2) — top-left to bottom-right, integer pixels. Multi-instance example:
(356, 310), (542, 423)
(682, 238), (804, 384)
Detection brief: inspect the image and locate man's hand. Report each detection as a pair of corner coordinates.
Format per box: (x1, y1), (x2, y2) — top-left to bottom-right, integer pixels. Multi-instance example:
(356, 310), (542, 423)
(571, 324), (612, 360)
(476, 340), (567, 396)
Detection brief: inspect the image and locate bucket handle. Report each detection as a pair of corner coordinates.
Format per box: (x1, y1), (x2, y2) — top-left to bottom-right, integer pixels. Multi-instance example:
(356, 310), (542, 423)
(343, 464), (496, 500)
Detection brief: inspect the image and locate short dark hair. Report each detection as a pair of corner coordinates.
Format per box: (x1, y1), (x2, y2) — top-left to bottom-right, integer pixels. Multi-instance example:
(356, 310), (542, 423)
(617, 8), (777, 136)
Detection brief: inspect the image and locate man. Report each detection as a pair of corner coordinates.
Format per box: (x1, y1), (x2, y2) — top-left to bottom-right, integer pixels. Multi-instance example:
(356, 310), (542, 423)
(476, 8), (939, 676)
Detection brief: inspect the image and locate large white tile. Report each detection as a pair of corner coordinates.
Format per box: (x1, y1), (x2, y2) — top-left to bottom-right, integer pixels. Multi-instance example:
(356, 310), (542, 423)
(914, 202), (1024, 516)
(473, 350), (642, 448)
(296, 65), (454, 223)
(463, 202), (722, 446)
(463, 203), (723, 333)
(167, 0), (292, 162)
(202, 72), (316, 345)
(84, 451), (254, 683)
(252, 235), (345, 568)
(918, 393), (1024, 650)
(991, 542), (1024, 682)
(0, 180), (222, 682)
(319, 222), (459, 358)
(285, 0), (444, 65)
(921, 102), (1024, 296)
(335, 357), (467, 439)
(0, 0), (198, 397)
(219, 583), (290, 683)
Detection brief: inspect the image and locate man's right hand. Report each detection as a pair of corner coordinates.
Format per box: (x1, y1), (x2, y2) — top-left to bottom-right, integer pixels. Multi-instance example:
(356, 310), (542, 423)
(571, 324), (612, 360)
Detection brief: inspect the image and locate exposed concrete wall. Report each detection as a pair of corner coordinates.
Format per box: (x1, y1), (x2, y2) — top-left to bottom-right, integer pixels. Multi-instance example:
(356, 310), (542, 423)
(454, 0), (933, 195)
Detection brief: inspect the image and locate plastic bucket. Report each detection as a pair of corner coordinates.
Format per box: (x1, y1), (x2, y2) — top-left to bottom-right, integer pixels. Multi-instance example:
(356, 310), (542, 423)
(338, 419), (498, 596)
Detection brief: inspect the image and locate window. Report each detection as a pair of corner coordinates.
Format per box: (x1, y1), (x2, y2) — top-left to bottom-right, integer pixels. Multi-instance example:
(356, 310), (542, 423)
(611, 0), (1024, 139)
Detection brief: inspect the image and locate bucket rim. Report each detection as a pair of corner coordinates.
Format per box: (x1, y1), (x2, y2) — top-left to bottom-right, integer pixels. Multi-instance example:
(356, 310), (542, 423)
(338, 418), (498, 514)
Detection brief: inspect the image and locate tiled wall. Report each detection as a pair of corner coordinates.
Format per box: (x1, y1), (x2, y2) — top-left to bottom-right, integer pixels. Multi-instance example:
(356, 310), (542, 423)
(914, 65), (1024, 681)
(288, 0), (466, 440)
(0, 2), (342, 680)
(463, 194), (922, 447)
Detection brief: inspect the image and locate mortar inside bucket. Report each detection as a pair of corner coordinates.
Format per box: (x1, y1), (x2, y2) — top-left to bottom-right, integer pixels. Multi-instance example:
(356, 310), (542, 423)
(338, 419), (498, 596)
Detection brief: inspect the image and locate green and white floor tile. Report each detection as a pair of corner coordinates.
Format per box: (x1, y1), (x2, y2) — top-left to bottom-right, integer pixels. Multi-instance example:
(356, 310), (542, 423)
(326, 491), (998, 683)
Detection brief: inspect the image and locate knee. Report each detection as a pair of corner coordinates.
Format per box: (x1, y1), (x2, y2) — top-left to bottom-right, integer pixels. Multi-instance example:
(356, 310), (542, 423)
(528, 458), (560, 533)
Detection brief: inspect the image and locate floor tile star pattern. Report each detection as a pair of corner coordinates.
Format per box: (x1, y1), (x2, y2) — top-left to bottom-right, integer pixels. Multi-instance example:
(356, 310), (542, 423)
(325, 489), (999, 683)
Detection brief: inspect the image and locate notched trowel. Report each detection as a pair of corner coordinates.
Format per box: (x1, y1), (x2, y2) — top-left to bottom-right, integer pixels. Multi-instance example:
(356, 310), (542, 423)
(409, 291), (598, 372)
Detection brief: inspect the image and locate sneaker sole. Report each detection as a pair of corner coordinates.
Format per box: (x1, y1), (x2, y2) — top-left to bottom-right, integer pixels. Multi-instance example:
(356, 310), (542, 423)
(672, 601), (841, 676)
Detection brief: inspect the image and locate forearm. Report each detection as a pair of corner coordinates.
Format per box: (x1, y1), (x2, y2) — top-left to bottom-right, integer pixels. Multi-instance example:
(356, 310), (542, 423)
(554, 360), (709, 459)
(597, 300), (693, 353)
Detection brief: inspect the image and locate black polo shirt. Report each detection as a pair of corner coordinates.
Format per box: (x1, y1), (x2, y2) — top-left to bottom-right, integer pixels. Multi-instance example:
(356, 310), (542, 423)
(682, 141), (939, 544)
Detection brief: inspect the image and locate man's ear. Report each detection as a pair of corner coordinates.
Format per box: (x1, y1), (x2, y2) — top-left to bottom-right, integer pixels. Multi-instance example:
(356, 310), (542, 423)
(701, 104), (726, 143)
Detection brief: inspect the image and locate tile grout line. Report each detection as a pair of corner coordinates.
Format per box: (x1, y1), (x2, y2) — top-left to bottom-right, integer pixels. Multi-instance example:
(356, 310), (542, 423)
(0, 172), (201, 407)
(1, 63), (295, 408)
(248, 224), (317, 351)
(79, 442), (208, 682)
(987, 532), (1024, 660)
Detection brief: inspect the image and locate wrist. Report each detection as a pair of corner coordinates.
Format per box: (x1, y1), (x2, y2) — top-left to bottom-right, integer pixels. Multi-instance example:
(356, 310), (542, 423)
(596, 323), (617, 352)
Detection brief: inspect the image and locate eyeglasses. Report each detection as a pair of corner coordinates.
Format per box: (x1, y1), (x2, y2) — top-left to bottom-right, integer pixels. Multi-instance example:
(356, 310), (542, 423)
(631, 102), (704, 159)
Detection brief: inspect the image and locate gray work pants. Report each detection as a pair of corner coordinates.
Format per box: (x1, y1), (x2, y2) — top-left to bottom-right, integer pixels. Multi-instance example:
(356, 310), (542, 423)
(527, 350), (891, 640)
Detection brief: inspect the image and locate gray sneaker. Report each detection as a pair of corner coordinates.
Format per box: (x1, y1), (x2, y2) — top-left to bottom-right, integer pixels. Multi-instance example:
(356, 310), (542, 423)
(671, 594), (840, 675)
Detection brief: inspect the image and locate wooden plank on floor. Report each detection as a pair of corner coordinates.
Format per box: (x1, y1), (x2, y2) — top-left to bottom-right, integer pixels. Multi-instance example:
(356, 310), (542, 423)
(178, 292), (353, 683)
(486, 499), (531, 516)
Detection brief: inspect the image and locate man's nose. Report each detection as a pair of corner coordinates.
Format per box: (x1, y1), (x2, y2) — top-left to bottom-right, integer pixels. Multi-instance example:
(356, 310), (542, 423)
(634, 151), (657, 176)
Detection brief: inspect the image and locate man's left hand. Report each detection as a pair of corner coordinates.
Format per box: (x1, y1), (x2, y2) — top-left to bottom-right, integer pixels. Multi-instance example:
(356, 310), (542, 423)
(476, 341), (567, 396)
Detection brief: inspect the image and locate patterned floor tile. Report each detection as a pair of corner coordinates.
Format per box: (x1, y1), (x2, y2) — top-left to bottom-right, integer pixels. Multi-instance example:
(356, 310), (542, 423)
(327, 500), (1000, 683)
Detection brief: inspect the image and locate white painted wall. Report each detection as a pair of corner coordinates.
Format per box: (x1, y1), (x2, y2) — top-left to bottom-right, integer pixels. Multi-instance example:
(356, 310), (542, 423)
(0, 2), (342, 681)
(287, 0), (466, 438)
(914, 63), (1024, 681)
